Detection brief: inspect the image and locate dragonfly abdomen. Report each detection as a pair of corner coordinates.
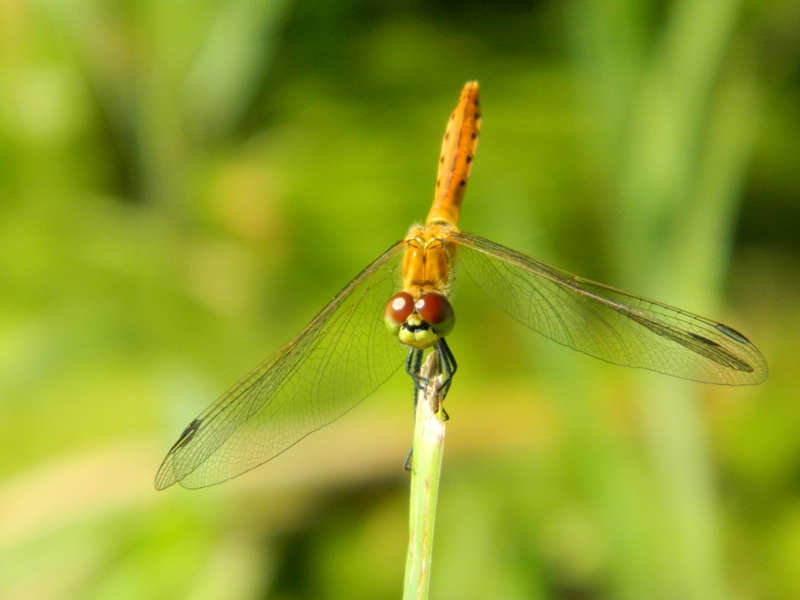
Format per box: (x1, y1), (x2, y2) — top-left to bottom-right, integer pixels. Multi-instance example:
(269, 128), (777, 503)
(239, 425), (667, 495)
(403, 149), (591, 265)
(426, 82), (481, 227)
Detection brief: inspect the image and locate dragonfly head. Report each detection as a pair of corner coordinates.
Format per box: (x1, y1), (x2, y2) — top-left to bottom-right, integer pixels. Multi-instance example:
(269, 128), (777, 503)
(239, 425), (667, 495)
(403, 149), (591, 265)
(385, 291), (455, 348)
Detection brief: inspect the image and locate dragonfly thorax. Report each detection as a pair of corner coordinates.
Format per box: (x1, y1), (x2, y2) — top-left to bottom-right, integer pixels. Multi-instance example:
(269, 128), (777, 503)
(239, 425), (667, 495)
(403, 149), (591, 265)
(402, 223), (456, 298)
(385, 291), (455, 349)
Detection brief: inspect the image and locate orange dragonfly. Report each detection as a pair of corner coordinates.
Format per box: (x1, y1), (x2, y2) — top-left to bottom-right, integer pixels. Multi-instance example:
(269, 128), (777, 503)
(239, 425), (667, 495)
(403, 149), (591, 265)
(156, 82), (768, 490)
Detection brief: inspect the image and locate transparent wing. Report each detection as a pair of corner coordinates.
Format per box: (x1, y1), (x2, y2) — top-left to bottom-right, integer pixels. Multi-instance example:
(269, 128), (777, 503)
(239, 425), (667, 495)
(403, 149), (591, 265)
(155, 242), (408, 489)
(452, 231), (767, 385)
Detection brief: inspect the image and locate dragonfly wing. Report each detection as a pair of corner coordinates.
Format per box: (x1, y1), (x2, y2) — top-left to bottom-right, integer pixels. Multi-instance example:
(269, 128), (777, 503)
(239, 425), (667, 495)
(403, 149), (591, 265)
(155, 242), (408, 489)
(452, 231), (767, 385)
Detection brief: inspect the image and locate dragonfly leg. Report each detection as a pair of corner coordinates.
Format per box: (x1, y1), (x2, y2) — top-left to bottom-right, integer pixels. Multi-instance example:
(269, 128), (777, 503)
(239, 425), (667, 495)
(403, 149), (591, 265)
(406, 347), (428, 420)
(403, 347), (432, 472)
(405, 347), (426, 395)
(403, 348), (425, 473)
(436, 337), (457, 396)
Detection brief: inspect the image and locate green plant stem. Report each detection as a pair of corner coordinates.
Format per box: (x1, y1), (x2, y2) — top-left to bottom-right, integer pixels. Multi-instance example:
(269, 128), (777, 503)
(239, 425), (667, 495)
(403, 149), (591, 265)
(403, 352), (447, 600)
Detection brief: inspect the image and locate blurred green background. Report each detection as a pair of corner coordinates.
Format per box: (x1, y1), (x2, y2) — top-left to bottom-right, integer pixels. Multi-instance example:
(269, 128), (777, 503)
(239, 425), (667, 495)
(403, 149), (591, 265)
(1, 0), (798, 598)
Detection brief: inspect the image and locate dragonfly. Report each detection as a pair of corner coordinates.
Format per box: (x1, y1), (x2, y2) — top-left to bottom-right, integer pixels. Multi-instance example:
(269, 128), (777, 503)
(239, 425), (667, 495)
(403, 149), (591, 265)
(155, 82), (768, 490)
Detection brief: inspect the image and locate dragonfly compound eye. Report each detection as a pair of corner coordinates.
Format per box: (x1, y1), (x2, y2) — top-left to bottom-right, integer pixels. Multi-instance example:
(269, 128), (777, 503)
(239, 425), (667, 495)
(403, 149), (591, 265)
(416, 293), (455, 337)
(385, 292), (415, 335)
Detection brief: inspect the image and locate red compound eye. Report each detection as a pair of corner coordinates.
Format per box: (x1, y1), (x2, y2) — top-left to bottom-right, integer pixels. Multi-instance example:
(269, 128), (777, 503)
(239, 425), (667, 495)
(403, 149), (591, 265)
(415, 293), (455, 337)
(384, 292), (415, 335)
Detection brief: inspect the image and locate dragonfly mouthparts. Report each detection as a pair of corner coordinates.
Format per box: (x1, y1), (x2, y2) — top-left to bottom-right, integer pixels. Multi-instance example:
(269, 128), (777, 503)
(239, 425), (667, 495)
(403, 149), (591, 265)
(403, 321), (432, 334)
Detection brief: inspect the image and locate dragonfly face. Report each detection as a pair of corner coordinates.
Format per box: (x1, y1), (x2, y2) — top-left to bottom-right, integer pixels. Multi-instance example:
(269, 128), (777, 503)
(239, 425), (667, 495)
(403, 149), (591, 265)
(384, 290), (455, 349)
(155, 81), (766, 490)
